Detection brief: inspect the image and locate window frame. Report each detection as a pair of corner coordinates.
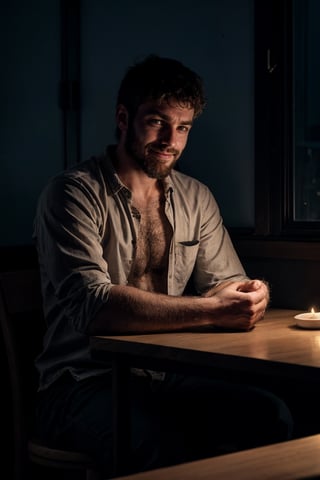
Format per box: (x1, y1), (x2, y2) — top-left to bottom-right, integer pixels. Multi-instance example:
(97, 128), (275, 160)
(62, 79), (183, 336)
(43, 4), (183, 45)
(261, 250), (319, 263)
(254, 0), (320, 240)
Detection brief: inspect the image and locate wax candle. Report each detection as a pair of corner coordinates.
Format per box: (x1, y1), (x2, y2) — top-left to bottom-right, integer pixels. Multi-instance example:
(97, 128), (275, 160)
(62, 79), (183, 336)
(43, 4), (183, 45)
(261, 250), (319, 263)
(295, 308), (320, 329)
(297, 308), (320, 320)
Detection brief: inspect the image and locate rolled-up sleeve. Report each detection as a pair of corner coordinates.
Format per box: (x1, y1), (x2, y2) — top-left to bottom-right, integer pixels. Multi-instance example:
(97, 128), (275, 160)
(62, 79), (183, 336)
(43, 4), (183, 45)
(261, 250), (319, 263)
(193, 184), (247, 293)
(34, 174), (112, 333)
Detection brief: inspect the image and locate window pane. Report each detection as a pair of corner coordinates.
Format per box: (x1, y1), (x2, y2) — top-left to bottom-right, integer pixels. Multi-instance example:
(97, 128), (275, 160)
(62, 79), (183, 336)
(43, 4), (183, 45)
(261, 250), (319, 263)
(293, 0), (320, 221)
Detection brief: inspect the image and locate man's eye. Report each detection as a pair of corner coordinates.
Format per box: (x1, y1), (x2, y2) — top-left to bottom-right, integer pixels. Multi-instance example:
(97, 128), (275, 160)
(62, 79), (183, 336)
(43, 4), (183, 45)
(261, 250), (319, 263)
(149, 119), (163, 126)
(178, 126), (190, 133)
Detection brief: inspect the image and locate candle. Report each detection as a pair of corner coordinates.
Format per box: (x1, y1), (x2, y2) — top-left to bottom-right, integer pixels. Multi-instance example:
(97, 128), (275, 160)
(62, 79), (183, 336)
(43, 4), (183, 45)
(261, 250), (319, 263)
(304, 308), (320, 320)
(295, 308), (320, 328)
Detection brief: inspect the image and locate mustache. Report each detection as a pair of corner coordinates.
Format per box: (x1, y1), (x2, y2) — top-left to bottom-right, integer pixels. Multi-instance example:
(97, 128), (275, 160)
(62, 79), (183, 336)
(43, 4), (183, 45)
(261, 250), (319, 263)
(149, 145), (179, 155)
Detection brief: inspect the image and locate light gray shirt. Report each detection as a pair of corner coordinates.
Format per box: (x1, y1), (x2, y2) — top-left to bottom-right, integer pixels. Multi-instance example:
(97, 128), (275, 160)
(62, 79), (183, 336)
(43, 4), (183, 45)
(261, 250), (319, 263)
(33, 146), (247, 390)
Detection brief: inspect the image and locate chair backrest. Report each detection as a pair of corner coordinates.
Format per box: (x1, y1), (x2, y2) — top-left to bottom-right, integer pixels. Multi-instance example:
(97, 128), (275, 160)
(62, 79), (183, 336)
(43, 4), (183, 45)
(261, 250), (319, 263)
(0, 269), (45, 479)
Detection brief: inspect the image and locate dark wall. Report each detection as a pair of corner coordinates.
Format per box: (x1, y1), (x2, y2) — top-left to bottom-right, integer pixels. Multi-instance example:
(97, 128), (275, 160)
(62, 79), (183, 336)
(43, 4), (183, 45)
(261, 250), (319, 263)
(0, 2), (63, 246)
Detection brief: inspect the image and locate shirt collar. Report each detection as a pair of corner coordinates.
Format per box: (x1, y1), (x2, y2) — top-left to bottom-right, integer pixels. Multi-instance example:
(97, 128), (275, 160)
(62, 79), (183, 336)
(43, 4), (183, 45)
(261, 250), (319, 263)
(103, 146), (131, 197)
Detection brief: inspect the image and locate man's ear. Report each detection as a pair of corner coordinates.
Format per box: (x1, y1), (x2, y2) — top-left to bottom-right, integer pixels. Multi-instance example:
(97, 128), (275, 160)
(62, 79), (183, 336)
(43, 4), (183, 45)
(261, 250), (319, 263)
(116, 104), (129, 134)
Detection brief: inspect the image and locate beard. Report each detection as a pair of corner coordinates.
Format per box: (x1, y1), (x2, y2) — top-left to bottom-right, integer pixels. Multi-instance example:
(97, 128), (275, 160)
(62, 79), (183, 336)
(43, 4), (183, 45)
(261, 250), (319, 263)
(124, 123), (180, 179)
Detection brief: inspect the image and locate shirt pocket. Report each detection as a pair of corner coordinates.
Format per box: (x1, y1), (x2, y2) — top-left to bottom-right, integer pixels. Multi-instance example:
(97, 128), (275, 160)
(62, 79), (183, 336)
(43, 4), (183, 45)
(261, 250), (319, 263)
(174, 240), (200, 283)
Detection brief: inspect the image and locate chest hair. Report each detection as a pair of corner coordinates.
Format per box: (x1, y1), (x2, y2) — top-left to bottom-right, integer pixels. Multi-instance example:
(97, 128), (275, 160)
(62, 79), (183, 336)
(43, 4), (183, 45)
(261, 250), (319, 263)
(128, 199), (172, 292)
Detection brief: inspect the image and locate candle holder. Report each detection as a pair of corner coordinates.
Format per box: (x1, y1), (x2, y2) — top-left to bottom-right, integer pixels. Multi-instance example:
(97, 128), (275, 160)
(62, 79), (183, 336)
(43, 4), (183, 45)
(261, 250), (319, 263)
(295, 310), (320, 329)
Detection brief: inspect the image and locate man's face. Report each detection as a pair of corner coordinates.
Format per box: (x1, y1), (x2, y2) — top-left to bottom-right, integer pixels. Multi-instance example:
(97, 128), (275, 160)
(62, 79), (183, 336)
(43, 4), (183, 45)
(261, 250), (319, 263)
(123, 100), (194, 179)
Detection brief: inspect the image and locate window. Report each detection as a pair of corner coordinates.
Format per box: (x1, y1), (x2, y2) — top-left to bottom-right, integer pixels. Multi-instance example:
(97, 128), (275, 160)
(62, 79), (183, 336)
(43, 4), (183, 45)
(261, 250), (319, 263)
(293, 0), (320, 222)
(254, 0), (320, 238)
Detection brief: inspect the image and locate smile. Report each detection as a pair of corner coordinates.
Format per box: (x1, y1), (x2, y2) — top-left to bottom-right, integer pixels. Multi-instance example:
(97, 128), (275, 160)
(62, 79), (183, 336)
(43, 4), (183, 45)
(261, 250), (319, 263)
(149, 149), (176, 159)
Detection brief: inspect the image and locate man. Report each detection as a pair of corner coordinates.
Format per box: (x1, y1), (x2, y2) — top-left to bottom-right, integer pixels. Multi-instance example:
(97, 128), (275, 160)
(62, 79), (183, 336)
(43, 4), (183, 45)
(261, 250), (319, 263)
(34, 55), (292, 478)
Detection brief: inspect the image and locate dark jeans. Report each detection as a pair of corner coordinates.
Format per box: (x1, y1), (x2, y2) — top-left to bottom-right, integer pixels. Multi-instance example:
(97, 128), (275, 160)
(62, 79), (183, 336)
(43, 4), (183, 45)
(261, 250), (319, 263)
(36, 371), (293, 478)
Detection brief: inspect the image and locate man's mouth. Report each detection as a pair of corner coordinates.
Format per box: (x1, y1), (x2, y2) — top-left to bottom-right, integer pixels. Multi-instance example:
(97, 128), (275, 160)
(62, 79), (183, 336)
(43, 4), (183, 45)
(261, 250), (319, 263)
(149, 148), (177, 159)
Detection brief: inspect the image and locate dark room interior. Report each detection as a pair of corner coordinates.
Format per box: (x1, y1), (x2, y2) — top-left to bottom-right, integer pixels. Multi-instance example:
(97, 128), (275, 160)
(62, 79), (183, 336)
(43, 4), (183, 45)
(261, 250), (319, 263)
(1, 1), (320, 479)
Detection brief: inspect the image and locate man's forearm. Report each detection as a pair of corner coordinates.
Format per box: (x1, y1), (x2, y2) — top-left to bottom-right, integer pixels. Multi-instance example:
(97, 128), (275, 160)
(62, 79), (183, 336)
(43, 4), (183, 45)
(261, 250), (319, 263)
(89, 284), (213, 334)
(88, 279), (270, 335)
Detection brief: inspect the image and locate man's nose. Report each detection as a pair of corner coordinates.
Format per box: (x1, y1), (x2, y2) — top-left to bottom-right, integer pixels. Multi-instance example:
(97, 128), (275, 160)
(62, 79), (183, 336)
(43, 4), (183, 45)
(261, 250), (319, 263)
(159, 125), (177, 146)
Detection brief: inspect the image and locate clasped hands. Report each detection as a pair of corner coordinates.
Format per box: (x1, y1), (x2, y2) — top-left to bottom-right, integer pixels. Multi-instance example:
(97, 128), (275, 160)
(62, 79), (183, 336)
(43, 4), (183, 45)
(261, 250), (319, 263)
(202, 279), (270, 331)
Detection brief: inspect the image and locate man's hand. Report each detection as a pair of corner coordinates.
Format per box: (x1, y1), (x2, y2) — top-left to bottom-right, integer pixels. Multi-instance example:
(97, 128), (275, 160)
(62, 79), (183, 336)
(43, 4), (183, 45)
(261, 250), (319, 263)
(203, 279), (270, 331)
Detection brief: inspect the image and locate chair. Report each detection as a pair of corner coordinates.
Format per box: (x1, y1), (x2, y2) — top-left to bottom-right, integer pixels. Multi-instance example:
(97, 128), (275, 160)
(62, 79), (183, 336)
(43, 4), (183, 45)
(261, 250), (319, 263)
(0, 269), (103, 480)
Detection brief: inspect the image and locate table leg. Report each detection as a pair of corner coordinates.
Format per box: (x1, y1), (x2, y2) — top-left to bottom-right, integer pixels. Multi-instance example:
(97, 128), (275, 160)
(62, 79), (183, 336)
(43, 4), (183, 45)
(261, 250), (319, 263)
(112, 358), (131, 476)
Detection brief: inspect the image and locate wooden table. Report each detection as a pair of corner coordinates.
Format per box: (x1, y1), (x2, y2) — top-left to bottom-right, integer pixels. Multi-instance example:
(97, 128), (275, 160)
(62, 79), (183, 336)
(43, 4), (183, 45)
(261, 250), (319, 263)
(113, 434), (320, 480)
(90, 308), (320, 475)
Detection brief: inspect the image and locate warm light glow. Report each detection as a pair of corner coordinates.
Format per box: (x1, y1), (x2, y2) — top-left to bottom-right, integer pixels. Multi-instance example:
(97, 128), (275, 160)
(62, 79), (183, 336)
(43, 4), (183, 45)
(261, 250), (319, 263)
(311, 308), (315, 314)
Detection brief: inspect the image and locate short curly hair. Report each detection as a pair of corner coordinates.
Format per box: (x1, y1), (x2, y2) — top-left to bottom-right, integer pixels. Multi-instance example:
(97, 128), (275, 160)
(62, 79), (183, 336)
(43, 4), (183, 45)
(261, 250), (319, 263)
(115, 55), (206, 139)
